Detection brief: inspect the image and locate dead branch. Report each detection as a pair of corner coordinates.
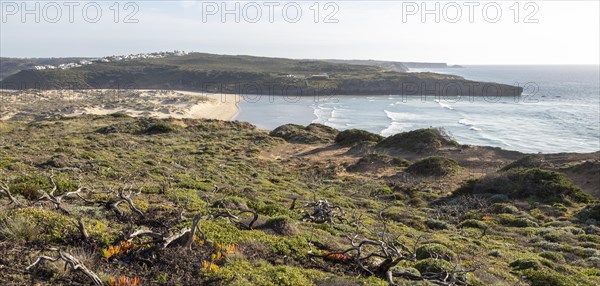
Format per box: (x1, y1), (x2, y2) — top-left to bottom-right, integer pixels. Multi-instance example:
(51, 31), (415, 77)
(26, 249), (103, 286)
(81, 186), (145, 218)
(310, 212), (476, 286)
(36, 175), (83, 215)
(300, 199), (344, 224)
(186, 214), (205, 249)
(0, 180), (20, 206)
(111, 187), (145, 218)
(212, 208), (258, 230)
(77, 218), (89, 241)
(126, 214), (205, 249)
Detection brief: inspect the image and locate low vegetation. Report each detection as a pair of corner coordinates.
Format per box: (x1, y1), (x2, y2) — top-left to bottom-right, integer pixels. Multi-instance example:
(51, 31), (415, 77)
(269, 123), (338, 144)
(376, 128), (460, 153)
(346, 153), (410, 173)
(0, 116), (597, 285)
(454, 167), (593, 203)
(335, 129), (384, 146)
(406, 157), (461, 176)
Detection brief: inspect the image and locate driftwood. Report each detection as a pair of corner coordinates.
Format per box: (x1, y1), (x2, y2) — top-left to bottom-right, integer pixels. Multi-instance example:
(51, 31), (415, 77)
(26, 249), (102, 286)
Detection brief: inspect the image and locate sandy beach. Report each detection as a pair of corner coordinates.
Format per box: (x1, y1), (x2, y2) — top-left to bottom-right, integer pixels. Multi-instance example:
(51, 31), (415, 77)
(0, 89), (241, 121)
(180, 91), (240, 121)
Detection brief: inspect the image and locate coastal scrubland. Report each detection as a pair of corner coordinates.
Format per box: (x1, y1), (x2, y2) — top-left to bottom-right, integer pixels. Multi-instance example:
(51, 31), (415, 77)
(0, 115), (598, 285)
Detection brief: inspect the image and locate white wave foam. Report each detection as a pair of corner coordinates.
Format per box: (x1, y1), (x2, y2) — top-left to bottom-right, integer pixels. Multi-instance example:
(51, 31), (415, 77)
(458, 118), (481, 131)
(434, 99), (454, 110)
(384, 110), (422, 121)
(381, 122), (410, 137)
(458, 118), (475, 126)
(312, 105), (333, 124)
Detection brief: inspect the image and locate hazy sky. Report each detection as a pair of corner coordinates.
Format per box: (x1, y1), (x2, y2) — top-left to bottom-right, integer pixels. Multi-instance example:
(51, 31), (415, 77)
(1, 1), (599, 64)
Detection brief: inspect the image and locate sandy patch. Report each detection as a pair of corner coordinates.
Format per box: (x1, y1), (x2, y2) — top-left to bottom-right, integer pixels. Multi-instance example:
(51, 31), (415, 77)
(0, 89), (241, 121)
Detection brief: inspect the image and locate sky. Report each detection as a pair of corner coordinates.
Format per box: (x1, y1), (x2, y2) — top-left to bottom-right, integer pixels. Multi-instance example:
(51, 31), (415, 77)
(1, 0), (599, 65)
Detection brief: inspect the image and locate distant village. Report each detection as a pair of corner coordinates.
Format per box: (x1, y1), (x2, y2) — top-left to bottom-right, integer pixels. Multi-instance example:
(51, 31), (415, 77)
(32, 50), (189, 70)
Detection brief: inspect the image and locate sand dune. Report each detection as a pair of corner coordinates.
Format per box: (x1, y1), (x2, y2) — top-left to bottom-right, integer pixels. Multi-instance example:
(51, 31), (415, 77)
(0, 89), (241, 121)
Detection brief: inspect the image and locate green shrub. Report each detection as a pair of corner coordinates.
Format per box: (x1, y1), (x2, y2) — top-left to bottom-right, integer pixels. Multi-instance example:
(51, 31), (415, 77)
(489, 194), (510, 203)
(416, 244), (456, 261)
(577, 204), (600, 225)
(166, 188), (207, 211)
(248, 201), (292, 217)
(552, 203), (569, 214)
(212, 197), (248, 210)
(509, 258), (541, 270)
(501, 155), (546, 171)
(458, 219), (487, 229)
(488, 250), (502, 257)
(370, 186), (394, 197)
(347, 153), (410, 173)
(109, 112), (131, 118)
(335, 129), (383, 146)
(263, 216), (297, 236)
(215, 257), (326, 286)
(454, 168), (591, 203)
(489, 203), (519, 214)
(0, 207), (76, 243)
(425, 219), (451, 230)
(376, 128), (459, 153)
(521, 269), (576, 286)
(542, 231), (567, 243)
(142, 121), (179, 134)
(96, 118), (163, 134)
(269, 124), (338, 144)
(497, 214), (539, 228)
(539, 251), (566, 263)
(414, 258), (455, 276)
(9, 174), (48, 200)
(406, 157), (461, 177)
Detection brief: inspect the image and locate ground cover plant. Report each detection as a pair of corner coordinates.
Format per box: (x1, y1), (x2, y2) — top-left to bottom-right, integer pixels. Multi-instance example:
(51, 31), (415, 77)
(0, 116), (598, 285)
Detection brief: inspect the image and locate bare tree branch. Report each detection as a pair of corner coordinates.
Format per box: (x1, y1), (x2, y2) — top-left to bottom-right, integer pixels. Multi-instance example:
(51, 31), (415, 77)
(35, 174), (87, 215)
(26, 249), (103, 286)
(0, 180), (20, 206)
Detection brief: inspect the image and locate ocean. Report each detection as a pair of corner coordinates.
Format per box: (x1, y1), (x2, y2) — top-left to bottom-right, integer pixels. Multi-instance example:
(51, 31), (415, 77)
(234, 65), (600, 154)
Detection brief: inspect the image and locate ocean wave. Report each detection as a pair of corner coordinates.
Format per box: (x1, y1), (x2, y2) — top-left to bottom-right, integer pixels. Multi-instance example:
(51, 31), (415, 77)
(434, 99), (454, 110)
(381, 121), (411, 137)
(458, 118), (475, 126)
(384, 110), (422, 121)
(458, 118), (482, 131)
(311, 105), (333, 123)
